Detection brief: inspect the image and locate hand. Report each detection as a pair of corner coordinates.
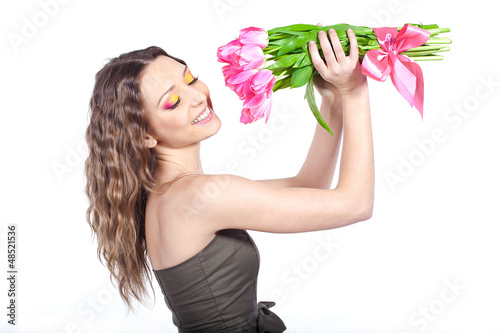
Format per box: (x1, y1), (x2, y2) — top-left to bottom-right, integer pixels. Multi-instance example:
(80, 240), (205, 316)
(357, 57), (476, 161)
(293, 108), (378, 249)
(313, 74), (341, 106)
(308, 28), (367, 95)
(311, 23), (342, 106)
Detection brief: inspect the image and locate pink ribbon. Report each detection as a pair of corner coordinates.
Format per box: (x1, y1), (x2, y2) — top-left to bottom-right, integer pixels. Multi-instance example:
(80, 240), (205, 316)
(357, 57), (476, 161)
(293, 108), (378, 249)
(361, 24), (430, 118)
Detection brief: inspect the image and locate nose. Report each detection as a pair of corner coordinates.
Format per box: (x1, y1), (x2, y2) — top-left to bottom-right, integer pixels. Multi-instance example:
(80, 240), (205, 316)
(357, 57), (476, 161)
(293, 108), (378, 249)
(184, 84), (206, 108)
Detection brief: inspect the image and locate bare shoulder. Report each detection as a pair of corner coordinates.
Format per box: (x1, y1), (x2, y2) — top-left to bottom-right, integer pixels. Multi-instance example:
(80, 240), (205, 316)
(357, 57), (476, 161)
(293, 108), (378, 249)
(171, 173), (372, 234)
(145, 175), (223, 269)
(149, 174), (233, 228)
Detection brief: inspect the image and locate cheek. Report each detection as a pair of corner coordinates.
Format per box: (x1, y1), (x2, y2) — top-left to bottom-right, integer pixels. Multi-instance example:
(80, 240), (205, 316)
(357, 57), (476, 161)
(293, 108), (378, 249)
(157, 114), (186, 132)
(148, 112), (185, 141)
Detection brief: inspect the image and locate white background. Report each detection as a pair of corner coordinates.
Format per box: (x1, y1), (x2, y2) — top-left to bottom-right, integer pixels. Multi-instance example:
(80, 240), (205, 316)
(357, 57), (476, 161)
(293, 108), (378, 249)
(1, 0), (499, 332)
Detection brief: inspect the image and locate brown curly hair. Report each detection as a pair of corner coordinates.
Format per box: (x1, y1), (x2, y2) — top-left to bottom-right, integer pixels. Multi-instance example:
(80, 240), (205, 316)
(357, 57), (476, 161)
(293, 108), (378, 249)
(84, 46), (192, 313)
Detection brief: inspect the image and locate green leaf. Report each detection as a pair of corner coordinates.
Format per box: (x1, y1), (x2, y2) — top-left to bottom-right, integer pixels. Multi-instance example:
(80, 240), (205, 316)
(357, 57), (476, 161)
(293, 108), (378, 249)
(263, 46), (282, 55)
(269, 32), (294, 40)
(271, 66), (294, 79)
(272, 75), (292, 92)
(292, 53), (307, 68)
(268, 24), (320, 34)
(277, 35), (307, 56)
(291, 65), (313, 89)
(268, 36), (295, 46)
(267, 53), (302, 70)
(323, 24), (373, 36)
(296, 52), (312, 67)
(305, 75), (334, 137)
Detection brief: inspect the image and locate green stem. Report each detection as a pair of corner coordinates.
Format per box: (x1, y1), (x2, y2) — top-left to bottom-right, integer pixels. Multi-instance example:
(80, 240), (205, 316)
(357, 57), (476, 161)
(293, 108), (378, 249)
(396, 25), (451, 36)
(410, 55), (445, 61)
(406, 45), (449, 52)
(403, 49), (449, 57)
(437, 27), (451, 34)
(426, 37), (452, 44)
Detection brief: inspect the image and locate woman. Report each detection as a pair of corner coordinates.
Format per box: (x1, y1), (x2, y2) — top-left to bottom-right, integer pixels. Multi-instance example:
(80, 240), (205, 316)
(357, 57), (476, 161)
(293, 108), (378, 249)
(85, 28), (374, 332)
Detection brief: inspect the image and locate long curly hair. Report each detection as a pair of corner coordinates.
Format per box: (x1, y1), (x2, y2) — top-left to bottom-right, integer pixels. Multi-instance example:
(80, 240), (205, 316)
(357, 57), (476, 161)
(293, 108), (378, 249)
(84, 46), (191, 313)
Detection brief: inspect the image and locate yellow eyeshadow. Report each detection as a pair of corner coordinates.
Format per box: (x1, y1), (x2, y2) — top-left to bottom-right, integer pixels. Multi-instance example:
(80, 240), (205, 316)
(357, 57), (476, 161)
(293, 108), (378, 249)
(186, 70), (195, 83)
(164, 93), (179, 109)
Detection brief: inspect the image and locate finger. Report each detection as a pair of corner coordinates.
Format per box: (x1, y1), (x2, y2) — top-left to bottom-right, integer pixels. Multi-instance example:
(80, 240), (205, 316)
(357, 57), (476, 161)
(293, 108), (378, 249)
(318, 30), (337, 67)
(328, 29), (346, 63)
(346, 28), (359, 61)
(308, 40), (327, 74)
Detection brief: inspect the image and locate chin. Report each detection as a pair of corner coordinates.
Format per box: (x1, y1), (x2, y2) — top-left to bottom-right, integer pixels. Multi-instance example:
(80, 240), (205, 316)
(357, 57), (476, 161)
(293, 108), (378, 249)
(207, 117), (222, 138)
(195, 115), (221, 142)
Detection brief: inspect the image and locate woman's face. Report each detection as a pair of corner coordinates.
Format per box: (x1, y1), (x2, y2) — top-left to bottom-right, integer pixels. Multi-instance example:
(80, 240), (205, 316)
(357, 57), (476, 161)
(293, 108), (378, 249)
(140, 55), (221, 149)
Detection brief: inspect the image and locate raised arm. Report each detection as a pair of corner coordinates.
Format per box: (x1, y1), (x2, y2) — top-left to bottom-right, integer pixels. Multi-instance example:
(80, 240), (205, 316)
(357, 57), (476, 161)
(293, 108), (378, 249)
(257, 29), (345, 190)
(256, 93), (343, 190)
(173, 28), (374, 234)
(308, 28), (374, 210)
(293, 77), (343, 189)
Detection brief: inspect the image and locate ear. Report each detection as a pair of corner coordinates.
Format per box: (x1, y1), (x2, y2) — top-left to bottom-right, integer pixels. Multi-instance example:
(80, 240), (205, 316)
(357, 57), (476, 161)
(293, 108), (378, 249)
(144, 134), (157, 149)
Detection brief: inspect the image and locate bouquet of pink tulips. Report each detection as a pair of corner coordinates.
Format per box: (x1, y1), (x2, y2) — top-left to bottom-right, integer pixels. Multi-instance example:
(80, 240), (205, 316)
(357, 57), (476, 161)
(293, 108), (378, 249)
(217, 23), (451, 137)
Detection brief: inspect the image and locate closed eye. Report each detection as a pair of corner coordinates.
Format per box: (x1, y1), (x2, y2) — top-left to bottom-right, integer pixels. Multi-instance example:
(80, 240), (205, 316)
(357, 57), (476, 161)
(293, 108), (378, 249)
(168, 98), (181, 109)
(163, 93), (181, 110)
(188, 76), (199, 85)
(186, 69), (199, 86)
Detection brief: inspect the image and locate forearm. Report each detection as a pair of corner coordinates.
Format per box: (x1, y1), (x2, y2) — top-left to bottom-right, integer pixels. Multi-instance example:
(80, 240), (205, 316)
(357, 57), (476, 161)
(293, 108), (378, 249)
(295, 98), (343, 189)
(335, 83), (374, 216)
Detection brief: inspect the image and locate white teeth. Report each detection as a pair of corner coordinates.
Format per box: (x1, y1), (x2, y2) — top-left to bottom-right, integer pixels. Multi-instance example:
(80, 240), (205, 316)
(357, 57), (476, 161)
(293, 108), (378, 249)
(192, 109), (211, 124)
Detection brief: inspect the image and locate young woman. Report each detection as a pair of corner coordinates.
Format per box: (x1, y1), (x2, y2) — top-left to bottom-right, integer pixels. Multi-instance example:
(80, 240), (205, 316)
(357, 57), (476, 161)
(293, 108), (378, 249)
(85, 28), (374, 332)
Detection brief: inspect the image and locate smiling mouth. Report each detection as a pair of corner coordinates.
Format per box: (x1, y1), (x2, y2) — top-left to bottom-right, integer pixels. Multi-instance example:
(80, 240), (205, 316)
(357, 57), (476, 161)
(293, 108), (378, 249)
(191, 105), (212, 125)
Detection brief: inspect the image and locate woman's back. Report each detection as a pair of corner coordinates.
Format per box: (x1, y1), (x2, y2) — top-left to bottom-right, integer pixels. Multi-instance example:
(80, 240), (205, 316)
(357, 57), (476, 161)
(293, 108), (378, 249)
(146, 178), (286, 332)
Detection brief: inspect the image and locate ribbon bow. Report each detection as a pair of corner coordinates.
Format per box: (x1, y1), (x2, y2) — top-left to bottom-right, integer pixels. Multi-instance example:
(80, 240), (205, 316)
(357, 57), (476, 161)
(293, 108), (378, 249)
(257, 301), (287, 333)
(361, 24), (431, 118)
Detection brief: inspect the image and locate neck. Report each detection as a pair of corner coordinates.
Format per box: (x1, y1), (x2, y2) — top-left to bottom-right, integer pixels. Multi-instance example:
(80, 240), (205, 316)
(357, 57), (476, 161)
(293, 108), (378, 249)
(153, 141), (203, 184)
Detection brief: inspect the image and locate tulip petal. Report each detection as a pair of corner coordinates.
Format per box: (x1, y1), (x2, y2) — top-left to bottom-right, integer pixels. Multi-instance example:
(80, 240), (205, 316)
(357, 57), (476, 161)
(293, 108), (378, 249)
(250, 69), (275, 95)
(237, 45), (265, 70)
(243, 93), (266, 108)
(228, 69), (258, 85)
(217, 39), (242, 64)
(239, 26), (269, 48)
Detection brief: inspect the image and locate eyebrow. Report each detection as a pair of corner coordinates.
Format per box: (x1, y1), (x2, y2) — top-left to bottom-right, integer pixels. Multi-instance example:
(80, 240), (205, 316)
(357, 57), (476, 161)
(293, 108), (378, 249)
(156, 66), (188, 107)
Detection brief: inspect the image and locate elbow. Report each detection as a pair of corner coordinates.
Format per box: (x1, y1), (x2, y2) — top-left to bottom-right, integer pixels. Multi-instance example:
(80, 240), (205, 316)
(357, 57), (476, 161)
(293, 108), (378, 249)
(334, 187), (374, 225)
(359, 203), (373, 221)
(353, 199), (374, 223)
(361, 194), (375, 220)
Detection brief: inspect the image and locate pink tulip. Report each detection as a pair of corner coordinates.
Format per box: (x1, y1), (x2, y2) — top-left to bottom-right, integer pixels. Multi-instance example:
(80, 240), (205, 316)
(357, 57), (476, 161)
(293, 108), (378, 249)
(222, 65), (243, 91)
(235, 45), (265, 70)
(227, 69), (257, 99)
(222, 65), (239, 83)
(240, 107), (260, 124)
(234, 80), (253, 100)
(239, 27), (269, 49)
(217, 39), (241, 65)
(250, 69), (275, 97)
(217, 26), (274, 125)
(227, 69), (257, 85)
(241, 93), (272, 124)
